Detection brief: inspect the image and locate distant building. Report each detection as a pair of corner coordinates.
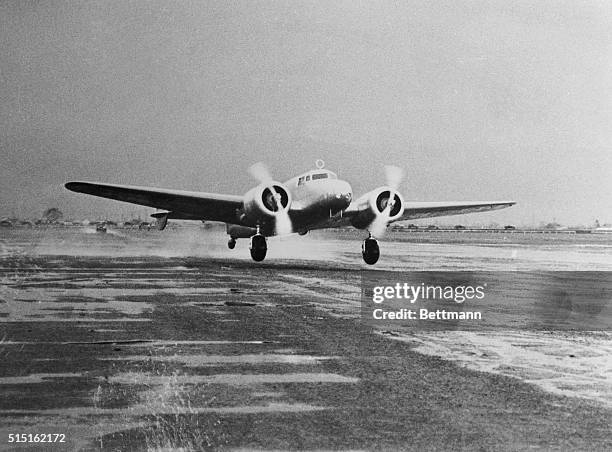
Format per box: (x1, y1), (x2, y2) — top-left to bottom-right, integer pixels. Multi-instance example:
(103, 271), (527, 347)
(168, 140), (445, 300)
(543, 222), (565, 230)
(42, 208), (63, 224)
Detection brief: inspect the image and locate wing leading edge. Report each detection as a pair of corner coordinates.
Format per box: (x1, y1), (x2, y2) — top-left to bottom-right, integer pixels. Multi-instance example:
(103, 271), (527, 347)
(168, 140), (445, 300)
(65, 182), (243, 223)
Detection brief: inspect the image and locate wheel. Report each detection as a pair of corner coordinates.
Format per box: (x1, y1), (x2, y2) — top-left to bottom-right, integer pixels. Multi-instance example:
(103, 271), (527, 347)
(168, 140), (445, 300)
(227, 238), (236, 249)
(362, 237), (380, 265)
(249, 234), (267, 262)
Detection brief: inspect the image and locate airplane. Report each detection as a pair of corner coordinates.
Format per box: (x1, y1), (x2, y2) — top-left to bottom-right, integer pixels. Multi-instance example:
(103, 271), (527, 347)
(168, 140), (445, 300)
(65, 160), (515, 264)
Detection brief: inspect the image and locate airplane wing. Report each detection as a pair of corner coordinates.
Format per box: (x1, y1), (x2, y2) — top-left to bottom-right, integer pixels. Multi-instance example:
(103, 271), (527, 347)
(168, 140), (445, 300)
(65, 182), (243, 223)
(396, 201), (516, 221)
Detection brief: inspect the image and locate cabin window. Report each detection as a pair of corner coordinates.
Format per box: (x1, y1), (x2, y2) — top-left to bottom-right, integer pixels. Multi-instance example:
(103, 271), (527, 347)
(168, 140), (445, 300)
(305, 175), (310, 181)
(312, 173), (328, 180)
(298, 177), (305, 186)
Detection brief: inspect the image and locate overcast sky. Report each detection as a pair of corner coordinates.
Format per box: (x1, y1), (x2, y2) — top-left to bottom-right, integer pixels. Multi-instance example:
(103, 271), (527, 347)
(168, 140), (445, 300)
(1, 1), (611, 225)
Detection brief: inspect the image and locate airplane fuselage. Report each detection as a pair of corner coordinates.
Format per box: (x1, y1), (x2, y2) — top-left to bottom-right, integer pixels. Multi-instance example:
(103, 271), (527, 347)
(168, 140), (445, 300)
(283, 169), (353, 232)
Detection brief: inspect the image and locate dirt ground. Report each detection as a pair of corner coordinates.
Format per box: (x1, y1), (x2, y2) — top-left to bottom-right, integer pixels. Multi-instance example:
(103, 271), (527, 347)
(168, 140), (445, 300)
(0, 227), (611, 451)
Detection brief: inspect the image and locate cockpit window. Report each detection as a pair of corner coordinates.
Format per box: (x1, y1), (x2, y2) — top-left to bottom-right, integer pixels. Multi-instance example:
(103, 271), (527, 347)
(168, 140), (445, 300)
(299, 172), (336, 185)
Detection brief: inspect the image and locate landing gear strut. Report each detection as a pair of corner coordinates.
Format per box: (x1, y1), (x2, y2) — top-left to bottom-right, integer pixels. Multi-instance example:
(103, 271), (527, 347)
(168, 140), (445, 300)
(362, 234), (379, 265)
(249, 234), (267, 262)
(227, 237), (236, 249)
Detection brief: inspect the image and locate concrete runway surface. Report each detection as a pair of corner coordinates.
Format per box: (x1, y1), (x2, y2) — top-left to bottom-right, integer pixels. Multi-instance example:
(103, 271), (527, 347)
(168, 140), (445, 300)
(0, 226), (611, 451)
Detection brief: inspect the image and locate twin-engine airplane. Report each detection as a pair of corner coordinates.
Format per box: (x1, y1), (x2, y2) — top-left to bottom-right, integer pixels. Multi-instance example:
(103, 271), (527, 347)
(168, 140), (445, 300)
(65, 160), (515, 264)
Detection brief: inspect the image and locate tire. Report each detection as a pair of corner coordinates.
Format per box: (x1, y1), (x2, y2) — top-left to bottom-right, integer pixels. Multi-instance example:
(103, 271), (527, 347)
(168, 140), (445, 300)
(250, 248), (267, 261)
(362, 238), (380, 265)
(250, 234), (267, 262)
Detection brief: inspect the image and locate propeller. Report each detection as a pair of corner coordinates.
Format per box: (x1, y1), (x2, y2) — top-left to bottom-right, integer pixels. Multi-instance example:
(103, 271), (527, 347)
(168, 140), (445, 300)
(248, 162), (273, 185)
(369, 165), (404, 238)
(248, 162), (293, 236)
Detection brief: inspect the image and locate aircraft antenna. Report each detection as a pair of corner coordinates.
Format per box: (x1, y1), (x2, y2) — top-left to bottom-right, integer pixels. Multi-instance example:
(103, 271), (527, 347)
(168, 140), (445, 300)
(315, 159), (325, 169)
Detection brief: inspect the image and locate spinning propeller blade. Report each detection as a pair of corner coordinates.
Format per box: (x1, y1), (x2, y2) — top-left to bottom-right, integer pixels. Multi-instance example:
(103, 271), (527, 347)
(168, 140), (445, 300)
(248, 162), (293, 235)
(369, 165), (404, 238)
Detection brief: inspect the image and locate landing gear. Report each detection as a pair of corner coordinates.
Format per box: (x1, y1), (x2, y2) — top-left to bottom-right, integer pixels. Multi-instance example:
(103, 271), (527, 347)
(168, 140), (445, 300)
(227, 237), (236, 249)
(249, 234), (267, 262)
(362, 235), (380, 265)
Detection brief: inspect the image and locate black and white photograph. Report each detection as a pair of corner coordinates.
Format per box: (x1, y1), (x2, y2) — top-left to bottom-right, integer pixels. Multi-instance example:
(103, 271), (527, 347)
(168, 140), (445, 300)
(1, 1), (611, 450)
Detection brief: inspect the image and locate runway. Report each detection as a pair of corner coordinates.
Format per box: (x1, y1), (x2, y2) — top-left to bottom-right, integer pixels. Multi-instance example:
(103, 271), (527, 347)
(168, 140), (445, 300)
(0, 227), (611, 450)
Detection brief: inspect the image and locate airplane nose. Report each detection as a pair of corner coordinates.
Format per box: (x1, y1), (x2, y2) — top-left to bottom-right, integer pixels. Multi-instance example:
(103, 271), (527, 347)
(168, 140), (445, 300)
(332, 181), (353, 208)
(335, 192), (352, 202)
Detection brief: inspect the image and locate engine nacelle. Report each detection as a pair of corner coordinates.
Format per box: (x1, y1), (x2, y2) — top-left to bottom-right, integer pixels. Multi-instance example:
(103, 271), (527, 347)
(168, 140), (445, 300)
(350, 186), (405, 229)
(227, 224), (257, 239)
(241, 182), (292, 226)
